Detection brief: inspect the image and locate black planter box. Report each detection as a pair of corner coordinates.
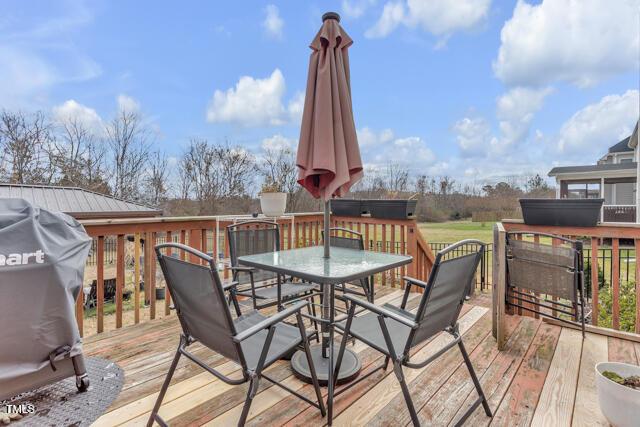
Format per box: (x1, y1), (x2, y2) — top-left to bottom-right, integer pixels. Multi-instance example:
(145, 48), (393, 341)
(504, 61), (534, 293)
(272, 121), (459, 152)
(155, 287), (166, 300)
(363, 199), (417, 220)
(331, 199), (363, 217)
(519, 198), (604, 227)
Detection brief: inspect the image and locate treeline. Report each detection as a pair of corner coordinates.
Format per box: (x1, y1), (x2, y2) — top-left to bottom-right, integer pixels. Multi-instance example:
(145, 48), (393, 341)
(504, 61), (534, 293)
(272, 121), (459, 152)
(0, 109), (553, 221)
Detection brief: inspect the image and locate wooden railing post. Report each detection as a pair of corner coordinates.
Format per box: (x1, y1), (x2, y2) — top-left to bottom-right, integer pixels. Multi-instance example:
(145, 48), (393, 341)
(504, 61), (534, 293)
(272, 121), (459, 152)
(493, 223), (507, 350)
(406, 224), (417, 279)
(636, 239), (640, 334)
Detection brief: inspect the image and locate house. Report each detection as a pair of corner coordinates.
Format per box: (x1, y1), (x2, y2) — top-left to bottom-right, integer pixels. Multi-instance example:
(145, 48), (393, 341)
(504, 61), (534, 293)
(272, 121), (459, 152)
(0, 183), (162, 219)
(548, 120), (640, 223)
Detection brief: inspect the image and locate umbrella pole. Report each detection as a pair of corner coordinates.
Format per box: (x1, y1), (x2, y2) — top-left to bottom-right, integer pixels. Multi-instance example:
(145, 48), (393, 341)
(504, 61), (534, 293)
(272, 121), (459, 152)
(323, 200), (330, 258)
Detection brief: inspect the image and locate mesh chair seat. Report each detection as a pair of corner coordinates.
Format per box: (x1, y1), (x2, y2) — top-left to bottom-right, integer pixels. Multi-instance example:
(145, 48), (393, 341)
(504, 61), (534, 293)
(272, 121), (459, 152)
(336, 303), (413, 356)
(236, 281), (318, 300)
(235, 310), (313, 370)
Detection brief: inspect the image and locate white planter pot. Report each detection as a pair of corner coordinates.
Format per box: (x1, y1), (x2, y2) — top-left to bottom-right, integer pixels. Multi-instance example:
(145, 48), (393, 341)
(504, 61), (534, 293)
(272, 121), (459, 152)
(596, 362), (640, 427)
(260, 192), (287, 217)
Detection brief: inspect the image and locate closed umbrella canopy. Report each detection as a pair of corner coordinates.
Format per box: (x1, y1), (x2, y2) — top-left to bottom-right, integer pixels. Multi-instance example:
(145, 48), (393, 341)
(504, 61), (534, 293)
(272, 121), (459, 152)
(296, 12), (363, 201)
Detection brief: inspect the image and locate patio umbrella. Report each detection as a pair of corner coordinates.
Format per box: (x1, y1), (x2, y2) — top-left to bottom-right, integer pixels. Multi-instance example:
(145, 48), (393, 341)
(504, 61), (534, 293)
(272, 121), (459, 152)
(296, 11), (363, 258)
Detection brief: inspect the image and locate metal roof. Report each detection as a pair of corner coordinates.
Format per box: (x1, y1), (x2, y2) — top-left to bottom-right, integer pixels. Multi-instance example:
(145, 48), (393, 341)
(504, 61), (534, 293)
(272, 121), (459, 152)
(0, 184), (162, 219)
(608, 136), (632, 153)
(548, 162), (637, 177)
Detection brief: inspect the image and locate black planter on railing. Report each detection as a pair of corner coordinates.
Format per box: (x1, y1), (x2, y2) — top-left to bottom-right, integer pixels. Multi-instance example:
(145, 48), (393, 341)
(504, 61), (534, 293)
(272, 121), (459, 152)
(520, 198), (604, 227)
(363, 199), (417, 220)
(331, 199), (363, 216)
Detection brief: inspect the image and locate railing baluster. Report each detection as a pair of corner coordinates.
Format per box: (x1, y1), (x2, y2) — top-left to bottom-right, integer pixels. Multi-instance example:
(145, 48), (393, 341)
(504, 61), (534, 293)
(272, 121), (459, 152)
(164, 231), (172, 316)
(97, 236), (104, 334)
(635, 238), (640, 334)
(116, 234), (125, 328)
(134, 233), (141, 324)
(612, 238), (620, 330)
(591, 237), (599, 327)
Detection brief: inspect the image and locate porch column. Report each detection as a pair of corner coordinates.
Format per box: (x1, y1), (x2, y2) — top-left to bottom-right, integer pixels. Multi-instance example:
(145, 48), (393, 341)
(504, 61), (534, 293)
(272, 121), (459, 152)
(601, 177), (605, 222)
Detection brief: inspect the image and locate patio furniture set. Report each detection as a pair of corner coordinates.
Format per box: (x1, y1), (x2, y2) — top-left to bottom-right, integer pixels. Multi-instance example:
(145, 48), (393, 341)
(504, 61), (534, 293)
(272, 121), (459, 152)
(147, 219), (493, 426)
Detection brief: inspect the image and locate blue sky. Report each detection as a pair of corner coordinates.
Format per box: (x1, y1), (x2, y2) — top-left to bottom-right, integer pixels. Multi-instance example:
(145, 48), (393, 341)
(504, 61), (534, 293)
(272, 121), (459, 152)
(1, 0), (638, 186)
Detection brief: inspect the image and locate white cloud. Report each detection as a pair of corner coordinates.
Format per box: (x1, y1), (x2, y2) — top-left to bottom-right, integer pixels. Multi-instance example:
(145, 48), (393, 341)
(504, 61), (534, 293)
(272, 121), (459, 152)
(366, 0), (491, 41)
(206, 69), (302, 127)
(374, 136), (436, 165)
(262, 4), (284, 39)
(557, 90), (640, 155)
(494, 0), (640, 87)
(342, 0), (377, 19)
(492, 86), (552, 151)
(357, 127), (394, 147)
(287, 91), (305, 124)
(262, 134), (295, 151)
(52, 99), (104, 133)
(453, 116), (492, 156)
(117, 94), (140, 113)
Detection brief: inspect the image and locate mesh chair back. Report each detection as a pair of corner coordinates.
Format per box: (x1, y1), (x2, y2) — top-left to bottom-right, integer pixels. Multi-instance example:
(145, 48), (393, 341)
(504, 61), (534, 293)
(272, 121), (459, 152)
(228, 221), (280, 285)
(506, 238), (576, 300)
(326, 228), (365, 250)
(410, 242), (483, 348)
(156, 245), (242, 364)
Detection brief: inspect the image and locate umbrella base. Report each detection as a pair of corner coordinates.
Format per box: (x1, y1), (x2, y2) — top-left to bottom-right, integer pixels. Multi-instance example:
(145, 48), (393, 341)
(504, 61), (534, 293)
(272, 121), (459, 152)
(291, 344), (361, 386)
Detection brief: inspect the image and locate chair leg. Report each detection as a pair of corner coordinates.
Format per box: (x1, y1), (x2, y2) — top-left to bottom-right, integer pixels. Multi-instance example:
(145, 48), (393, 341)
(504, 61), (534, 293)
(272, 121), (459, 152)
(147, 342), (183, 427)
(230, 289), (241, 317)
(458, 340), (492, 418)
(308, 295), (320, 343)
(297, 312), (326, 416)
(393, 361), (420, 427)
(238, 376), (259, 426)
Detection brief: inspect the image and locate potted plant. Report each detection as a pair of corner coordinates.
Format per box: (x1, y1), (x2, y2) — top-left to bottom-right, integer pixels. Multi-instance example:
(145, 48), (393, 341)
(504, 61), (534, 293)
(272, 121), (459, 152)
(259, 180), (287, 217)
(596, 362), (640, 427)
(519, 198), (604, 227)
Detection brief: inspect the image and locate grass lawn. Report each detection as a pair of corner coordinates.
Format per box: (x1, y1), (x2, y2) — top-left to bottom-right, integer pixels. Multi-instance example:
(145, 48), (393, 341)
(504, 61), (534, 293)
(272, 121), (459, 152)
(419, 220), (495, 243)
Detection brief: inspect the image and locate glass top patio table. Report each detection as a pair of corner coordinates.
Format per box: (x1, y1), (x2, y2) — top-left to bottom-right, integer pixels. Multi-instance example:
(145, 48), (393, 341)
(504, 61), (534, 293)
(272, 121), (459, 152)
(236, 245), (412, 285)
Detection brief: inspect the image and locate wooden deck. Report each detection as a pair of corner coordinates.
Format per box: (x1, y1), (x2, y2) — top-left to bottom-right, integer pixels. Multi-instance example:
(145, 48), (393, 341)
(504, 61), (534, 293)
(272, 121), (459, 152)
(84, 287), (640, 426)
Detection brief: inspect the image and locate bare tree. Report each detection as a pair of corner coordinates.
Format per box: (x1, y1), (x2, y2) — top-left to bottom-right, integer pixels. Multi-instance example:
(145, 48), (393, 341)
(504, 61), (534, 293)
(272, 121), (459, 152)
(105, 109), (150, 200)
(384, 163), (410, 193)
(216, 144), (254, 198)
(180, 138), (219, 204)
(143, 151), (170, 205)
(54, 116), (109, 192)
(0, 110), (55, 184)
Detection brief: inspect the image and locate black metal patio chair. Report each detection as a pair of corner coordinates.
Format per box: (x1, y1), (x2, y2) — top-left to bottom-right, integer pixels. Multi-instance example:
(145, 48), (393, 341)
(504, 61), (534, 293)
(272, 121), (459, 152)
(148, 243), (325, 427)
(505, 232), (586, 336)
(323, 227), (374, 303)
(332, 239), (492, 426)
(227, 220), (318, 313)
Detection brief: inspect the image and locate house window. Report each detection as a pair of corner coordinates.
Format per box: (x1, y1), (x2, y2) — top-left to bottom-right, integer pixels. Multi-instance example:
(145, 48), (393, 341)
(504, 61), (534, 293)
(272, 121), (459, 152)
(566, 182), (600, 199)
(620, 158), (633, 163)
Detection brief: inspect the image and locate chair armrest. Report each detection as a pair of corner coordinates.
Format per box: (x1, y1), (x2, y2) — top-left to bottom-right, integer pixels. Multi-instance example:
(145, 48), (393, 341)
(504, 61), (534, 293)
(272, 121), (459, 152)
(222, 281), (239, 291)
(342, 295), (417, 328)
(230, 266), (256, 273)
(403, 276), (429, 289)
(233, 301), (307, 342)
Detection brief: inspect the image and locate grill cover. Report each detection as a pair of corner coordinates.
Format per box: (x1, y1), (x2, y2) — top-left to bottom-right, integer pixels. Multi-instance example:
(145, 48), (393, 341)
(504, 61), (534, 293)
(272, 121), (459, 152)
(0, 198), (91, 396)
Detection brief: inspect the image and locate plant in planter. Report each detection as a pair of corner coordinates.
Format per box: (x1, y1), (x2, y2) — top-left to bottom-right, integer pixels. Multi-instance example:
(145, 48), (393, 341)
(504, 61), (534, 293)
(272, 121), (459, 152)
(259, 180), (287, 217)
(596, 362), (640, 427)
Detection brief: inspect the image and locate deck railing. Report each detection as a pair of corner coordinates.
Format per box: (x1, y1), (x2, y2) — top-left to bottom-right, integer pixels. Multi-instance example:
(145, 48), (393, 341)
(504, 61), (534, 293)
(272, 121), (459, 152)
(77, 213), (435, 337)
(497, 220), (640, 338)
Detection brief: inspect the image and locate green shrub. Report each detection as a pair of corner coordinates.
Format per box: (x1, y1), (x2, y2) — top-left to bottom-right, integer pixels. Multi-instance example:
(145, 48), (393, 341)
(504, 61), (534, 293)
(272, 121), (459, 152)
(597, 280), (637, 332)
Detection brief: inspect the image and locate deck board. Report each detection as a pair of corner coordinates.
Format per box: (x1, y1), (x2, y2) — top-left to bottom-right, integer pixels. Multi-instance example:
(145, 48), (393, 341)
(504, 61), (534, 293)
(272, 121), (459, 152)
(571, 333), (609, 427)
(530, 328), (583, 427)
(86, 291), (640, 427)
